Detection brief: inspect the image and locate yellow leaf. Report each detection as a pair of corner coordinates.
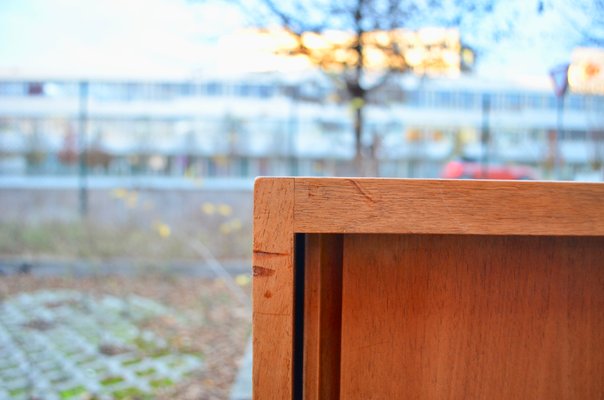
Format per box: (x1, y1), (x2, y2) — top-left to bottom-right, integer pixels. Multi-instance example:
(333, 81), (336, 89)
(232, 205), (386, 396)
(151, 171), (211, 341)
(111, 188), (127, 199)
(201, 203), (216, 215)
(235, 274), (251, 286)
(229, 219), (242, 231)
(350, 97), (365, 110)
(156, 223), (171, 238)
(217, 204), (233, 217)
(219, 223), (231, 235)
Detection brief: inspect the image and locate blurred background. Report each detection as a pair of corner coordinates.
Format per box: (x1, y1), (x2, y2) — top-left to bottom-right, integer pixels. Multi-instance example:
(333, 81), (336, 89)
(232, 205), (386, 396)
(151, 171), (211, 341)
(0, 0), (602, 399)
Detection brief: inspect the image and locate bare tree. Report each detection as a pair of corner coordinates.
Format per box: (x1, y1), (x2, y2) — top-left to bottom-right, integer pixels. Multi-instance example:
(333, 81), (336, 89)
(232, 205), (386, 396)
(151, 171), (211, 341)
(240, 0), (497, 175)
(550, 0), (604, 46)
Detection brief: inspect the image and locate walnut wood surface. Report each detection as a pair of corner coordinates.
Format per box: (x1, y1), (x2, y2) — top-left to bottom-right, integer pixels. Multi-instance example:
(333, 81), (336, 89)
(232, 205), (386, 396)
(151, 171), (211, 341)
(253, 178), (295, 399)
(340, 234), (604, 399)
(294, 178), (604, 235)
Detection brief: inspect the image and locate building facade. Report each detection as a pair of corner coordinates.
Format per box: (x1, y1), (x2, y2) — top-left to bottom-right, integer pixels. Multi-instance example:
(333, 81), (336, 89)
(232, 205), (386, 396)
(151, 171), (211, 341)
(0, 73), (603, 180)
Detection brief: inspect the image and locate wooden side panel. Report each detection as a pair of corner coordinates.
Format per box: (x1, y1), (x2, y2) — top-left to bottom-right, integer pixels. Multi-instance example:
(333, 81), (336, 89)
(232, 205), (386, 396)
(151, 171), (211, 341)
(340, 234), (604, 399)
(304, 234), (343, 400)
(253, 178), (295, 400)
(294, 178), (604, 235)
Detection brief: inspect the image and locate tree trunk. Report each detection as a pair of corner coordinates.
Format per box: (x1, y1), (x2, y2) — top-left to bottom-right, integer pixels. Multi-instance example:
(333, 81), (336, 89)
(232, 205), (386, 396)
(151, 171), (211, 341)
(353, 103), (364, 176)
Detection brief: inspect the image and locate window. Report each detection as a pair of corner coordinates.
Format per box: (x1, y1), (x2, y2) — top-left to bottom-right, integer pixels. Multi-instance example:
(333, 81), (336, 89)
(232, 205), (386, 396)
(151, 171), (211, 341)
(0, 81), (27, 96)
(459, 92), (476, 108)
(566, 95), (584, 110)
(203, 82), (223, 96)
(257, 85), (273, 98)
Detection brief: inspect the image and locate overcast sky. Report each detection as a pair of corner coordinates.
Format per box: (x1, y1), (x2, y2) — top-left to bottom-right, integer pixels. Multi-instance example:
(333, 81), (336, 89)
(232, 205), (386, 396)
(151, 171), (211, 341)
(0, 0), (589, 79)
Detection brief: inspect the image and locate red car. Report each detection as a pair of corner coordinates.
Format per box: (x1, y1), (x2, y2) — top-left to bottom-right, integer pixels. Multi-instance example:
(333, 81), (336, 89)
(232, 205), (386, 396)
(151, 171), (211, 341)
(441, 160), (538, 180)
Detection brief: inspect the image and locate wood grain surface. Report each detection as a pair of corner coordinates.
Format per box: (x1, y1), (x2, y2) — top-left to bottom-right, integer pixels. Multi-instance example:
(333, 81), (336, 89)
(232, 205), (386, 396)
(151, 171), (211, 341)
(340, 234), (604, 399)
(294, 178), (604, 235)
(253, 178), (604, 399)
(303, 234), (343, 400)
(252, 178), (295, 399)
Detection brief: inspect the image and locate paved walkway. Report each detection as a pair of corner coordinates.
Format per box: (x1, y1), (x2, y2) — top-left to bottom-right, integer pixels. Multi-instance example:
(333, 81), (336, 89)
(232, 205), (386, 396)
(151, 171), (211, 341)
(0, 257), (250, 278)
(230, 339), (252, 400)
(0, 290), (202, 399)
(0, 256), (255, 399)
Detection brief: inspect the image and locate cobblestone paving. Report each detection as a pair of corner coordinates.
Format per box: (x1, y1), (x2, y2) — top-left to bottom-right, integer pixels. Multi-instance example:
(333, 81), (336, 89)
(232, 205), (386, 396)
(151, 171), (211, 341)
(0, 290), (203, 399)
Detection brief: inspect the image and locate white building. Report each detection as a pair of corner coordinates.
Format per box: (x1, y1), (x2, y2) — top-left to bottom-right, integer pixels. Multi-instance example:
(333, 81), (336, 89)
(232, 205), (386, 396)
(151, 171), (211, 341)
(0, 71), (602, 180)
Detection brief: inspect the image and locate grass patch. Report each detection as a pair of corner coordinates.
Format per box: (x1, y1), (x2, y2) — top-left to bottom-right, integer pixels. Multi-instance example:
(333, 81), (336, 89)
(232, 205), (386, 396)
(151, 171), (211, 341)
(59, 385), (87, 399)
(9, 387), (27, 396)
(150, 378), (173, 389)
(113, 387), (152, 400)
(101, 376), (124, 386)
(135, 367), (156, 377)
(151, 349), (171, 359)
(0, 220), (252, 260)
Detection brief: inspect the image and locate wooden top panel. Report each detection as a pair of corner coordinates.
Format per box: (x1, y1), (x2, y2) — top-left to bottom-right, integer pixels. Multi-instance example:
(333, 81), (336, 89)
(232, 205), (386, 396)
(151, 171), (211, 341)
(271, 177), (604, 236)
